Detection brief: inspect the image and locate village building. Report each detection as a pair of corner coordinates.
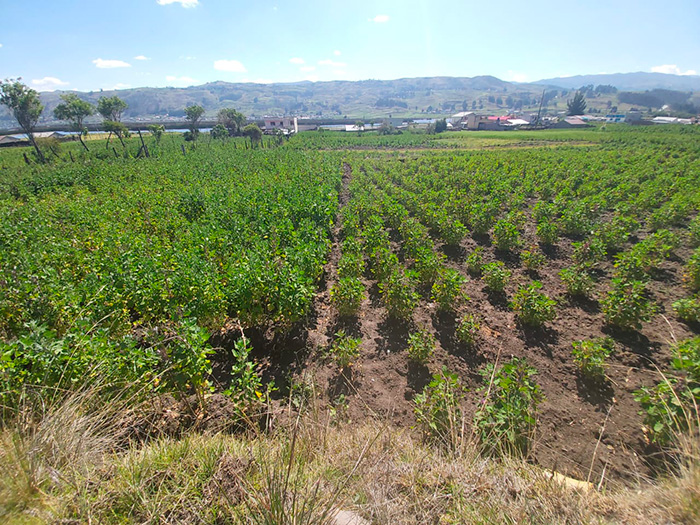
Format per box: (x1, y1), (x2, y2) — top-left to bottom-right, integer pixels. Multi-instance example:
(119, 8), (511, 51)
(263, 117), (298, 134)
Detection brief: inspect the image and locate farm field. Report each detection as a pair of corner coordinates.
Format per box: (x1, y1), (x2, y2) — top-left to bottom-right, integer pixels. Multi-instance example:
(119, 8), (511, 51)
(1, 126), (699, 523)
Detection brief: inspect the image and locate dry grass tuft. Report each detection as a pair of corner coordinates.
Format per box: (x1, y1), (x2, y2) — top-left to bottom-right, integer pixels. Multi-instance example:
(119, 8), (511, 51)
(0, 386), (698, 524)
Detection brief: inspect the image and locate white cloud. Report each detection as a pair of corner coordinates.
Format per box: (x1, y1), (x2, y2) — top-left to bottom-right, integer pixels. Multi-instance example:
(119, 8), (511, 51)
(505, 71), (527, 83)
(0, 44), (3, 48)
(179, 55), (197, 61)
(156, 0), (198, 7)
(370, 14), (389, 23)
(214, 59), (247, 73)
(304, 75), (319, 82)
(134, 55), (150, 61)
(319, 59), (346, 68)
(31, 77), (69, 91)
(651, 64), (698, 76)
(289, 57), (305, 65)
(93, 58), (131, 69)
(300, 66), (316, 72)
(334, 50), (341, 56)
(165, 75), (198, 85)
(112, 83), (131, 90)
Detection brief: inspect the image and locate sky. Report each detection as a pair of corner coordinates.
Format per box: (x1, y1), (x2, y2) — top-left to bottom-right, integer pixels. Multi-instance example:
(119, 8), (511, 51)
(0, 0), (699, 92)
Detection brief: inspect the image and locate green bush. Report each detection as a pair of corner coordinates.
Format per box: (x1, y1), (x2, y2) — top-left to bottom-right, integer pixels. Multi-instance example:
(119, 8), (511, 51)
(594, 216), (638, 252)
(379, 268), (419, 320)
(493, 219), (521, 251)
(414, 367), (463, 448)
(634, 337), (700, 445)
(559, 266), (595, 297)
(337, 251), (364, 279)
(474, 358), (543, 456)
(329, 330), (361, 369)
(510, 281), (556, 327)
(572, 239), (607, 268)
(571, 337), (614, 379)
(689, 216), (700, 248)
(223, 336), (264, 414)
(673, 297), (700, 323)
(602, 278), (656, 329)
(431, 268), (467, 312)
(521, 247), (546, 272)
(684, 249), (700, 292)
(456, 315), (480, 347)
(481, 262), (511, 292)
(465, 247), (484, 276)
(0, 318), (214, 410)
(536, 220), (559, 245)
(330, 277), (365, 317)
(406, 329), (436, 364)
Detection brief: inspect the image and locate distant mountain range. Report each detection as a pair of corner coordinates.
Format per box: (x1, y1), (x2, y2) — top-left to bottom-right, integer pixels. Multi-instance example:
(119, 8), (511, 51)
(535, 72), (700, 91)
(1, 72), (698, 129)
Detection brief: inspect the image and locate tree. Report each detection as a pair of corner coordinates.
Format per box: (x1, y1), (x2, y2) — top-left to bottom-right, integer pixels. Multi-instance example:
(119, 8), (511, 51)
(54, 93), (94, 151)
(435, 118), (447, 133)
(184, 104), (205, 141)
(0, 78), (45, 162)
(377, 120), (395, 135)
(210, 124), (228, 140)
(242, 123), (262, 148)
(217, 108), (246, 136)
(97, 96), (127, 121)
(354, 120), (365, 135)
(97, 96), (128, 148)
(567, 91), (587, 116)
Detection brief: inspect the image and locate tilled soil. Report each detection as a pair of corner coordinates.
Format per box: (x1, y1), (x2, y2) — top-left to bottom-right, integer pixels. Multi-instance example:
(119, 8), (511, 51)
(212, 160), (697, 485)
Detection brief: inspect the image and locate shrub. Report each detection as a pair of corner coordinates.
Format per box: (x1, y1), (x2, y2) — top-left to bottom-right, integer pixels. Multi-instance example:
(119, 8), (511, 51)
(329, 330), (361, 369)
(594, 216), (638, 252)
(431, 268), (467, 312)
(379, 268), (419, 320)
(572, 239), (607, 268)
(510, 281), (556, 327)
(493, 219), (521, 251)
(602, 278), (656, 329)
(406, 330), (436, 364)
(673, 297), (700, 323)
(614, 231), (679, 281)
(559, 204), (593, 236)
(571, 337), (614, 379)
(684, 249), (700, 292)
(223, 336), (264, 413)
(330, 277), (365, 316)
(634, 337), (700, 445)
(689, 216), (700, 248)
(439, 219), (469, 246)
(536, 220), (559, 245)
(369, 245), (399, 283)
(337, 251), (364, 279)
(474, 358), (543, 456)
(456, 315), (480, 347)
(414, 367), (463, 448)
(521, 247), (546, 272)
(469, 204), (496, 235)
(413, 247), (442, 287)
(465, 247), (484, 276)
(482, 261), (511, 292)
(559, 266), (595, 297)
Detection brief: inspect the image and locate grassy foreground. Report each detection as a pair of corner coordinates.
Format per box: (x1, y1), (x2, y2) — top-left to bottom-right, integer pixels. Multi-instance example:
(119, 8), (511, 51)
(1, 387), (698, 524)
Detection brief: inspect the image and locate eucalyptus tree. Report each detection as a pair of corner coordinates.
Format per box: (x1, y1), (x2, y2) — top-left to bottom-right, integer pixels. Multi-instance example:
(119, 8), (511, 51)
(54, 93), (94, 151)
(0, 78), (45, 162)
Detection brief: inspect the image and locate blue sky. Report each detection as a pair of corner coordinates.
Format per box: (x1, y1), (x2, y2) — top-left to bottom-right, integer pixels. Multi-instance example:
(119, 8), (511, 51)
(0, 0), (698, 92)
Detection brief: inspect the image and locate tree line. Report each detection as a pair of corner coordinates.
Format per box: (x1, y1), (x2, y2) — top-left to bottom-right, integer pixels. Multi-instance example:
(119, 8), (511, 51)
(0, 78), (262, 162)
